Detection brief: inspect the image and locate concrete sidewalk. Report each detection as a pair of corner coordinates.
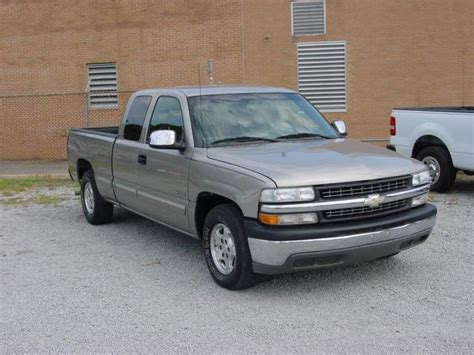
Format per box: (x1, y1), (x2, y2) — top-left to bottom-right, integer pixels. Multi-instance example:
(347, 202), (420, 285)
(0, 160), (69, 178)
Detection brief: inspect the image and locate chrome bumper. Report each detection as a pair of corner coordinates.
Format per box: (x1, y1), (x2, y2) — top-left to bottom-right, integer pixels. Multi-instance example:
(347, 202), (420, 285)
(248, 216), (436, 273)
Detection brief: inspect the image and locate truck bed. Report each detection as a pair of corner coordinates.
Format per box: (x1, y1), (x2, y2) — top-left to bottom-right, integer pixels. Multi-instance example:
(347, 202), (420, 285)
(68, 126), (119, 202)
(70, 126), (119, 137)
(390, 106), (474, 172)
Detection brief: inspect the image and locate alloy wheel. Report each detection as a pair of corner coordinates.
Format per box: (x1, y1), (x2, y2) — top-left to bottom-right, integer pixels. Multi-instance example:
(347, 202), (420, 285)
(84, 181), (95, 214)
(210, 223), (236, 275)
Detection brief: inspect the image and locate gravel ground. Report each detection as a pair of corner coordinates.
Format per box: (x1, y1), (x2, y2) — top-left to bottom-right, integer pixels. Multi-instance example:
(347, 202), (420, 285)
(1, 176), (473, 353)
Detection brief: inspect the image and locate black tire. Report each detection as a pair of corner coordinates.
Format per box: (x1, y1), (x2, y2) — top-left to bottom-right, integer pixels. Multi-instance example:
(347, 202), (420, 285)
(80, 170), (114, 225)
(416, 146), (457, 192)
(203, 204), (258, 290)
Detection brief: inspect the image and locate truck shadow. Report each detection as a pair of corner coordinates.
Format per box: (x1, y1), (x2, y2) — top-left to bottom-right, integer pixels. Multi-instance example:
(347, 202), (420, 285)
(253, 257), (412, 294)
(451, 173), (474, 194)
(110, 207), (416, 294)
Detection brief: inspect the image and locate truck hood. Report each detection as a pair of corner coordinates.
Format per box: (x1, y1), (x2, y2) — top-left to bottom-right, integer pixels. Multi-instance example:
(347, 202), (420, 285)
(206, 138), (424, 187)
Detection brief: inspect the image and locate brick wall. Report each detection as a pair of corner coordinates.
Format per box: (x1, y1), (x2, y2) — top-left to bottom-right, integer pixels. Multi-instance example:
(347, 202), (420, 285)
(0, 0), (472, 159)
(0, 0), (244, 159)
(242, 0), (473, 137)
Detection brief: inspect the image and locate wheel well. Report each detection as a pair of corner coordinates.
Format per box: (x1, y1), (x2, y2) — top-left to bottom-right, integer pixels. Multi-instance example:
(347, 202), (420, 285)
(412, 135), (448, 158)
(195, 192), (240, 239)
(77, 159), (92, 181)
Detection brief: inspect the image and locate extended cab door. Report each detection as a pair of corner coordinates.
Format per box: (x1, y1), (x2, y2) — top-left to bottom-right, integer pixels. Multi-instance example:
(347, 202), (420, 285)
(112, 95), (153, 208)
(134, 95), (191, 232)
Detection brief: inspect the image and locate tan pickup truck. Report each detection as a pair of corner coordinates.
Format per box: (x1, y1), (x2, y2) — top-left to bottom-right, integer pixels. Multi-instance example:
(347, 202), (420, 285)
(68, 86), (437, 289)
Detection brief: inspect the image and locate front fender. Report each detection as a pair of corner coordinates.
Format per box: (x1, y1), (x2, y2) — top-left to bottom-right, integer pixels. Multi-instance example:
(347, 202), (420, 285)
(188, 159), (275, 220)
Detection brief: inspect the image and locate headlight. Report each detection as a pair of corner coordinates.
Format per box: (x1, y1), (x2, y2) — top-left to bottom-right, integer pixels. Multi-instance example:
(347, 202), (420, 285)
(412, 171), (431, 186)
(259, 212), (319, 225)
(260, 187), (315, 203)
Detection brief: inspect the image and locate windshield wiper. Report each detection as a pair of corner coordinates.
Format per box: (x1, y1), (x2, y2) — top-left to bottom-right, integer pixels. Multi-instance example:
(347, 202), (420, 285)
(276, 132), (332, 140)
(210, 136), (278, 146)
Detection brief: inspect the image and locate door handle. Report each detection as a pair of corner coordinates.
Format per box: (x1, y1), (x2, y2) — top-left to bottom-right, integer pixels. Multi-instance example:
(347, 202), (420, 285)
(137, 154), (147, 165)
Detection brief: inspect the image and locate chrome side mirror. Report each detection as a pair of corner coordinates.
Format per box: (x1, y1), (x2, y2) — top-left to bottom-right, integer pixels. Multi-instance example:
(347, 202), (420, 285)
(332, 120), (348, 137)
(150, 130), (176, 146)
(148, 130), (185, 151)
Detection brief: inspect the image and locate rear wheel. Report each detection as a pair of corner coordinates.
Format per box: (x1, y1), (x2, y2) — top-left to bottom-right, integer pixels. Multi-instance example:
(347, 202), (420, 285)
(80, 170), (114, 225)
(203, 204), (258, 290)
(416, 146), (456, 192)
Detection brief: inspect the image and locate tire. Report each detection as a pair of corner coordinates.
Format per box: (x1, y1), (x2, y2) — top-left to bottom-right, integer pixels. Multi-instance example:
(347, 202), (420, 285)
(203, 204), (258, 290)
(80, 170), (114, 225)
(416, 146), (457, 192)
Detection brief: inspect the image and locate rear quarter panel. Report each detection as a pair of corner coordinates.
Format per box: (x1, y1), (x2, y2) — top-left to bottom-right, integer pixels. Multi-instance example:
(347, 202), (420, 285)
(390, 110), (474, 170)
(68, 129), (117, 201)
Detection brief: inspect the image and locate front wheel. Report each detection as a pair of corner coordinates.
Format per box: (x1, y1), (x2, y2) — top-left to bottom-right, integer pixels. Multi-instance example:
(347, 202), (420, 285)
(80, 170), (114, 225)
(203, 204), (258, 290)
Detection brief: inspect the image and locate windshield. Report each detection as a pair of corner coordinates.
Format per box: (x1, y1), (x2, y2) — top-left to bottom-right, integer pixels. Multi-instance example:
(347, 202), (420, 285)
(188, 93), (338, 147)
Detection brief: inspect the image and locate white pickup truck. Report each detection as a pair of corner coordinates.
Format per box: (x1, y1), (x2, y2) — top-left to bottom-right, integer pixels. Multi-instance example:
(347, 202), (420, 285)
(388, 107), (474, 192)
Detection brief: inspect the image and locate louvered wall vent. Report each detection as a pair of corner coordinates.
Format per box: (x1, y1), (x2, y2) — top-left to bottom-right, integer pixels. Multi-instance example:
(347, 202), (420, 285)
(292, 0), (326, 36)
(297, 41), (346, 112)
(87, 63), (118, 109)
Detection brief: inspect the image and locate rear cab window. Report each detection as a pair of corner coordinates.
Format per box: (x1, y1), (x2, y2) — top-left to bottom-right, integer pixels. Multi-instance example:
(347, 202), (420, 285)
(123, 95), (152, 141)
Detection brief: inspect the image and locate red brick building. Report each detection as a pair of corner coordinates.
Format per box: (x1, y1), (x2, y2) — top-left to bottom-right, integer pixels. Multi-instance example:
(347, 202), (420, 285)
(1, 0), (472, 159)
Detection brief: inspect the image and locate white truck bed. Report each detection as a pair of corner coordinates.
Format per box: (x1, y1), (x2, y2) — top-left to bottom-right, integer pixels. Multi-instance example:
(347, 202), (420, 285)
(389, 107), (474, 191)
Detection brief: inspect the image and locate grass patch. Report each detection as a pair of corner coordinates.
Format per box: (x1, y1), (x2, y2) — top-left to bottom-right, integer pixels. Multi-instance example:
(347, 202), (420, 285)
(33, 194), (69, 205)
(0, 177), (78, 206)
(0, 178), (77, 194)
(2, 197), (28, 206)
(2, 195), (70, 206)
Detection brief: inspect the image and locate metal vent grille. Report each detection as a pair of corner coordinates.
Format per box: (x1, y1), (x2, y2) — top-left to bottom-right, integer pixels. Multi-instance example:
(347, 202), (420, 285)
(324, 199), (409, 220)
(87, 63), (118, 109)
(292, 1), (325, 36)
(297, 41), (346, 112)
(319, 176), (411, 199)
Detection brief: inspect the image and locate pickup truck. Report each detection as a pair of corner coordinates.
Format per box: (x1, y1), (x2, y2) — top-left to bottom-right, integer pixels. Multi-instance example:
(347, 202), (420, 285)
(68, 86), (437, 290)
(388, 107), (474, 192)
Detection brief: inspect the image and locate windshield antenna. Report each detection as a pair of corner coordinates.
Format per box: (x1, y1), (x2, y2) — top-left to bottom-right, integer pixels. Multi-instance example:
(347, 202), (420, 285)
(198, 62), (202, 98)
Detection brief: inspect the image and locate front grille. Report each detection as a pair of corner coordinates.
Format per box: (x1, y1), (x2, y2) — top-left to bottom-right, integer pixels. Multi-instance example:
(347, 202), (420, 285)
(319, 176), (411, 199)
(324, 199), (409, 220)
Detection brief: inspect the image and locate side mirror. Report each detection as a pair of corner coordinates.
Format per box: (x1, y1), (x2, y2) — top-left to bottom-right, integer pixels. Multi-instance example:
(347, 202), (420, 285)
(331, 120), (348, 137)
(149, 130), (185, 151)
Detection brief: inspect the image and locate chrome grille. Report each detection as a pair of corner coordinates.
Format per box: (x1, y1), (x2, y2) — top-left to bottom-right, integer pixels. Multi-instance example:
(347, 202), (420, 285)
(319, 176), (411, 199)
(324, 199), (409, 220)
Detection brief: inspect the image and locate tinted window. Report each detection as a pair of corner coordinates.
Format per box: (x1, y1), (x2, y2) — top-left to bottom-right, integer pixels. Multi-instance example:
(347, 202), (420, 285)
(123, 96), (152, 141)
(148, 96), (184, 142)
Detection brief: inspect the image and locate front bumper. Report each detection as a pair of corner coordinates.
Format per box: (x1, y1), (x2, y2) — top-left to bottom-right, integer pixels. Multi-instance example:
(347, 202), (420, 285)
(246, 204), (437, 274)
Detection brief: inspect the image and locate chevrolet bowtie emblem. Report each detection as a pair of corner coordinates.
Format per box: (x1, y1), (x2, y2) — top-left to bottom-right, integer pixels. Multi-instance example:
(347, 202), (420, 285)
(364, 193), (386, 208)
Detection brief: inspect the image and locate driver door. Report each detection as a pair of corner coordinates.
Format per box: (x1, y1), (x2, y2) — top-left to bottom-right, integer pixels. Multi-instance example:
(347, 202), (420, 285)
(134, 95), (191, 232)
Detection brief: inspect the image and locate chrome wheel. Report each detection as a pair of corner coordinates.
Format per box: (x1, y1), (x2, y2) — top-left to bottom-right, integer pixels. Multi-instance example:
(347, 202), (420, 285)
(210, 223), (236, 275)
(422, 156), (441, 185)
(84, 181), (95, 214)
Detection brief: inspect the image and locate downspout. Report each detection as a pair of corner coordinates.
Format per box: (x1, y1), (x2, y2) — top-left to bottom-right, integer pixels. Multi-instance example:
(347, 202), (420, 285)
(240, 0), (246, 84)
